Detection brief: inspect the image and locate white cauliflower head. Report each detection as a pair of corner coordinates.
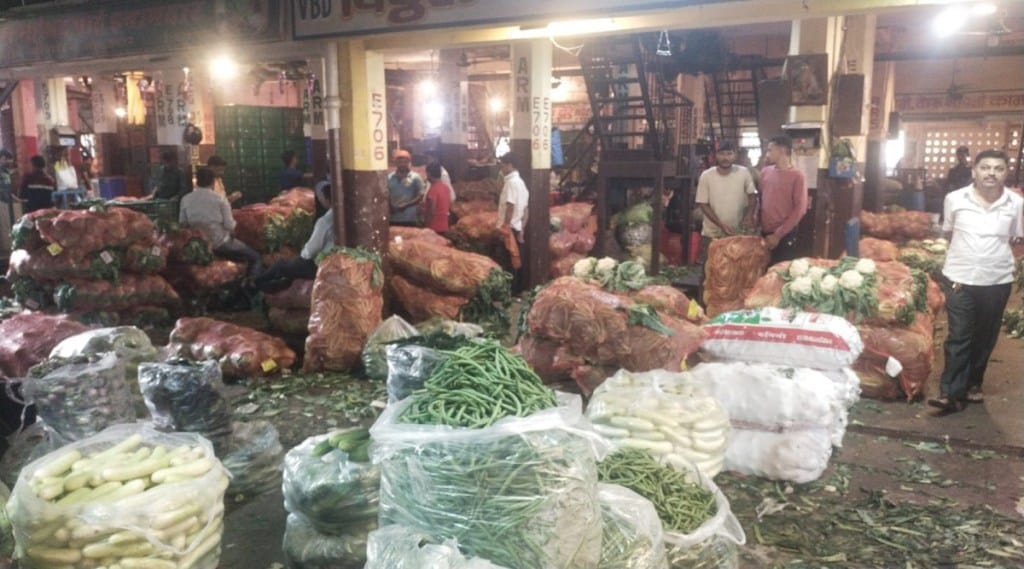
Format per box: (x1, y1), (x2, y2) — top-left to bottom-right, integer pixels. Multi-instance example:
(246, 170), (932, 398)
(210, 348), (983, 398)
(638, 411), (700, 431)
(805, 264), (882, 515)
(788, 258), (810, 278)
(595, 257), (617, 275)
(807, 266), (827, 282)
(855, 258), (877, 275)
(572, 257), (596, 279)
(789, 275), (815, 296)
(839, 269), (865, 290)
(820, 274), (839, 294)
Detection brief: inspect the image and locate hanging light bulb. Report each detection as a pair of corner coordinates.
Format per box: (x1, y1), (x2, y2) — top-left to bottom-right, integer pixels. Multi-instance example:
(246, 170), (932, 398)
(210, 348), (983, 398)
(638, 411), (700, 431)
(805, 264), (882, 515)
(656, 30), (672, 57)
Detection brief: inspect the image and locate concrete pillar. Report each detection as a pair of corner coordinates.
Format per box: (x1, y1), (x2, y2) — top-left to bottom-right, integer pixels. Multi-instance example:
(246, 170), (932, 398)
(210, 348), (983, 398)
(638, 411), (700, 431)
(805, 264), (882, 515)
(327, 39), (389, 253)
(304, 58), (329, 182)
(439, 49), (469, 181)
(12, 82), (39, 176)
(510, 39), (553, 289)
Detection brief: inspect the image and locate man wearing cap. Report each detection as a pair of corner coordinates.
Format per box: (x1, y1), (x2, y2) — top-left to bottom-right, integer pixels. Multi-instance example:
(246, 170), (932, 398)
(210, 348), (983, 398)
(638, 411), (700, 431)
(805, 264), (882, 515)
(695, 141), (757, 261)
(388, 149), (425, 227)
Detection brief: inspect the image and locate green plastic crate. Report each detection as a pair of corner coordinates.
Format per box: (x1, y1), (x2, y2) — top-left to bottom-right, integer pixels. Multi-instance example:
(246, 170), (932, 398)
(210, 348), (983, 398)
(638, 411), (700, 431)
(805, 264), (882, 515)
(109, 199), (179, 225)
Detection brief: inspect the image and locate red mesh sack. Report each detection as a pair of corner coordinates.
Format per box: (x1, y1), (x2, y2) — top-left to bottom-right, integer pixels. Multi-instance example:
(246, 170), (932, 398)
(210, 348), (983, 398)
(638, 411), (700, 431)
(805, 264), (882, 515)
(170, 317), (296, 378)
(304, 250), (384, 372)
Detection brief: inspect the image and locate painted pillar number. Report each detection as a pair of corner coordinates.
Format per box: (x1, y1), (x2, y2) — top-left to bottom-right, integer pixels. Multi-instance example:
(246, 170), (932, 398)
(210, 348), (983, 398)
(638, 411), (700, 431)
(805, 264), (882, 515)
(371, 91), (386, 162)
(532, 96), (550, 152)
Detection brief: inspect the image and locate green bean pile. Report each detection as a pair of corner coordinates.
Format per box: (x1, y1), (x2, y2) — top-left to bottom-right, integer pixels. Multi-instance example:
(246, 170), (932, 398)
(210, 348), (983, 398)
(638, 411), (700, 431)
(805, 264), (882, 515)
(399, 340), (557, 428)
(599, 448), (717, 534)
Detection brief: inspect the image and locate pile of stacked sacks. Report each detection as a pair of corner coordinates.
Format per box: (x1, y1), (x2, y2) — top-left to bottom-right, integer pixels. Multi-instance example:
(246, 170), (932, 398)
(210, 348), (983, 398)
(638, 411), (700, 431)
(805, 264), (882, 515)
(695, 307), (864, 483)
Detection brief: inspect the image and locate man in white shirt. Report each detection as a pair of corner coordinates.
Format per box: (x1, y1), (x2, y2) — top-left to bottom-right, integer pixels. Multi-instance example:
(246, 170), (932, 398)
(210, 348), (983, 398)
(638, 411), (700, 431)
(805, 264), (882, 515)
(929, 150), (1024, 414)
(695, 140), (757, 261)
(179, 167), (262, 278)
(255, 183), (335, 293)
(496, 152), (529, 240)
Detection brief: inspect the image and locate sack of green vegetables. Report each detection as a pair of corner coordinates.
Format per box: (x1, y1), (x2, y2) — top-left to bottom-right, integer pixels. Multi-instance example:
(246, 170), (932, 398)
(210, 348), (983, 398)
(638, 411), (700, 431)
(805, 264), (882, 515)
(597, 483), (668, 569)
(282, 428), (378, 535)
(6, 423), (230, 569)
(220, 420), (283, 499)
(282, 513), (373, 569)
(371, 341), (607, 569)
(364, 524), (510, 569)
(599, 448), (745, 569)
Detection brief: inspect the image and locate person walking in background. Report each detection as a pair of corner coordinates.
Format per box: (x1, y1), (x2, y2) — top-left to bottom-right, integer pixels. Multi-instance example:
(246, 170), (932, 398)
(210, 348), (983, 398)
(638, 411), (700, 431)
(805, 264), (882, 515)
(695, 140), (757, 262)
(19, 155), (56, 213)
(497, 152), (529, 291)
(388, 149), (424, 227)
(179, 167), (262, 278)
(422, 162), (452, 234)
(279, 149), (305, 190)
(946, 146), (973, 195)
(153, 150), (192, 201)
(207, 155), (242, 204)
(759, 135), (808, 265)
(929, 150), (1023, 415)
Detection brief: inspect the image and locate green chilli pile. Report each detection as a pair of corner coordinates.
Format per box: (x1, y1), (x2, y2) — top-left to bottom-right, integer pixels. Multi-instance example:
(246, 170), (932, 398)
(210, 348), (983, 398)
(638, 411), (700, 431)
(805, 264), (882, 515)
(599, 448), (717, 534)
(399, 340), (557, 428)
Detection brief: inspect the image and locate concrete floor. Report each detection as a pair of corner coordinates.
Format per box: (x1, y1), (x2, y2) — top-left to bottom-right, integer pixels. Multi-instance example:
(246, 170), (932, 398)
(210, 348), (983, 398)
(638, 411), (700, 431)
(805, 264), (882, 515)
(216, 309), (1024, 569)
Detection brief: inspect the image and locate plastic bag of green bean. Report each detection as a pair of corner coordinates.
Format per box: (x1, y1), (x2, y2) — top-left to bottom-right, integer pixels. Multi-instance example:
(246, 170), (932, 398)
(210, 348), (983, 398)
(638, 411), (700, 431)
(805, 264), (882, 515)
(282, 513), (373, 569)
(662, 460), (745, 569)
(364, 524), (510, 569)
(597, 484), (668, 569)
(371, 393), (607, 569)
(282, 431), (379, 535)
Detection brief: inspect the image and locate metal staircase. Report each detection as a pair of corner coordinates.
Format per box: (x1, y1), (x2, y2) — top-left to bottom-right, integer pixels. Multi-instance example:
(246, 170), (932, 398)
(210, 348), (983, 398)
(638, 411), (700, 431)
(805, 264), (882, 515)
(704, 67), (765, 146)
(578, 35), (691, 162)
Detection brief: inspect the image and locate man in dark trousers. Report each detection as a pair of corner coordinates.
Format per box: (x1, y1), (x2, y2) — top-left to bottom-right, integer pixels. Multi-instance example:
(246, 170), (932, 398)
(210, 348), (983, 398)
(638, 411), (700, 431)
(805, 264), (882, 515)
(929, 150), (1023, 415)
(945, 146), (973, 195)
(759, 135), (808, 265)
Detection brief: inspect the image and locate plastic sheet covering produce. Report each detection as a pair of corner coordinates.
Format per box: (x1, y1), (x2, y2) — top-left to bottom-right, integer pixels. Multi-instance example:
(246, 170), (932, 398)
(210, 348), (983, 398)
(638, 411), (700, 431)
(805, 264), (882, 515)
(364, 524), (511, 569)
(282, 429), (379, 535)
(0, 482), (13, 560)
(221, 421), (283, 498)
(304, 248), (384, 373)
(389, 274), (467, 322)
(6, 423), (230, 569)
(138, 360), (233, 453)
(702, 235), (771, 317)
(371, 393), (605, 569)
(0, 313), (88, 380)
(169, 317), (297, 379)
(723, 427), (833, 484)
(282, 513), (373, 569)
(24, 353), (136, 443)
(597, 484), (669, 569)
(383, 332), (480, 403)
(49, 326), (159, 413)
(701, 308), (863, 370)
(587, 369), (730, 478)
(599, 449), (745, 569)
(362, 315), (419, 381)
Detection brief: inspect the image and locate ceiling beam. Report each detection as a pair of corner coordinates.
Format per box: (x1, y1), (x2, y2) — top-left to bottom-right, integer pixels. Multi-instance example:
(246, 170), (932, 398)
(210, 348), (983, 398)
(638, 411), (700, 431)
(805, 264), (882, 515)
(362, 0), (965, 51)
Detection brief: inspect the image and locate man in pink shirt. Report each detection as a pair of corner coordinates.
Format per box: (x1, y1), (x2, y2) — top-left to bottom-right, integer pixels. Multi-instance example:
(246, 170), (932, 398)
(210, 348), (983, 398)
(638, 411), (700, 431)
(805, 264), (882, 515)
(760, 135), (808, 264)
